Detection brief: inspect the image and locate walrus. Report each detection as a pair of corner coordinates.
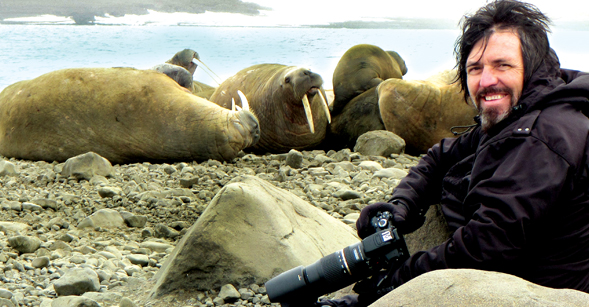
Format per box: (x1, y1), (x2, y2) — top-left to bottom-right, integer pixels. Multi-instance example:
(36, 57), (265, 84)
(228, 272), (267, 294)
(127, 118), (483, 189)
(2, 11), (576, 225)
(154, 49), (217, 99)
(378, 70), (478, 154)
(324, 86), (384, 150)
(331, 44), (405, 115)
(0, 67), (260, 164)
(209, 64), (331, 153)
(151, 63), (194, 90)
(166, 49), (199, 75)
(387, 50), (408, 76)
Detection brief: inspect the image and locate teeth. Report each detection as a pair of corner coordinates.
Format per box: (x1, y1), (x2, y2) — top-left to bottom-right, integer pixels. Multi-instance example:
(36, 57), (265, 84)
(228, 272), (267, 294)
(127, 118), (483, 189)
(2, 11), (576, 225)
(237, 90), (249, 111)
(302, 94), (315, 134)
(317, 90), (331, 124)
(485, 95), (505, 101)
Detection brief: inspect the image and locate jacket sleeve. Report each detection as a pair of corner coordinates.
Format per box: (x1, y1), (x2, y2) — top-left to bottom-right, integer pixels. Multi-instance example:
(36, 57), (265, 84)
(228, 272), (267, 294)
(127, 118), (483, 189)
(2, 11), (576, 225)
(388, 134), (573, 287)
(390, 128), (482, 217)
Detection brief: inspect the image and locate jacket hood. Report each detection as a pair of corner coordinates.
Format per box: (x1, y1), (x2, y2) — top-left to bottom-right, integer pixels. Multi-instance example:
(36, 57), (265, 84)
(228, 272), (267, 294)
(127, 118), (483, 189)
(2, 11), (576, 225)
(517, 62), (589, 114)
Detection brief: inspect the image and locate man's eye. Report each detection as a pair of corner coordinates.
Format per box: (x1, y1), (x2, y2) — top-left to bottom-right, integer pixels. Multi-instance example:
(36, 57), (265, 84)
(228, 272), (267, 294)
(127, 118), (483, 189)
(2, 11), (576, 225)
(467, 67), (481, 74)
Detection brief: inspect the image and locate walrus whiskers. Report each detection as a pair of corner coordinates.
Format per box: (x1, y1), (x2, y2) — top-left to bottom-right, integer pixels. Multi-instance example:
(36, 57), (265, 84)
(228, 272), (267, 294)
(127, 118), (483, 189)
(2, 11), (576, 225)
(195, 58), (222, 85)
(302, 94), (315, 134)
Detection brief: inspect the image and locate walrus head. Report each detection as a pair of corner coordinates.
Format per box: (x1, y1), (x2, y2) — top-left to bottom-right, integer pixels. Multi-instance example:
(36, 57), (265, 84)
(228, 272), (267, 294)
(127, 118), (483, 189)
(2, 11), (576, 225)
(150, 63), (194, 90)
(283, 67), (331, 134)
(166, 49), (200, 75)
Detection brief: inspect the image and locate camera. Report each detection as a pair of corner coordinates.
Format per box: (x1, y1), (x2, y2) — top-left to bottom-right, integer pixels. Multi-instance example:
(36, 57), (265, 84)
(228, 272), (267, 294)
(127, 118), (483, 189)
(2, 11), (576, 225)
(264, 211), (410, 307)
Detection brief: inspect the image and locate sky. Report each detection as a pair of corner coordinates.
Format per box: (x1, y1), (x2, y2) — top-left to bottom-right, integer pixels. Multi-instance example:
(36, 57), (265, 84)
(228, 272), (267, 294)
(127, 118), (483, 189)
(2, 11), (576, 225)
(243, 0), (589, 27)
(5, 0), (588, 28)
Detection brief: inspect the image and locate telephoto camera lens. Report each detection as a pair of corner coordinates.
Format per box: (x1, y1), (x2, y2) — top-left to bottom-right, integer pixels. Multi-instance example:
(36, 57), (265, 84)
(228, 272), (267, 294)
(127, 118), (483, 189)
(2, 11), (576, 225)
(265, 241), (372, 307)
(265, 225), (408, 307)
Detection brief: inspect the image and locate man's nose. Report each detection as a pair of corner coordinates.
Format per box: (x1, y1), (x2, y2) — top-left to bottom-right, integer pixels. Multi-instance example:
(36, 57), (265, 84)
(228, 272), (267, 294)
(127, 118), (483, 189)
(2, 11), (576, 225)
(479, 67), (498, 88)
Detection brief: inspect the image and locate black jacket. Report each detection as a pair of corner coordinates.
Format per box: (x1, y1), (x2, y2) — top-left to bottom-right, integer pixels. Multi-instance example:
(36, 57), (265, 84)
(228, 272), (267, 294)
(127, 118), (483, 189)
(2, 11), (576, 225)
(388, 67), (589, 292)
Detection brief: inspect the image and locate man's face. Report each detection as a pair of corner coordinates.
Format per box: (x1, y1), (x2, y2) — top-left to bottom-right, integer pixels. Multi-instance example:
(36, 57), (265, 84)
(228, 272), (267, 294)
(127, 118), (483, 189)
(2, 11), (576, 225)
(466, 30), (525, 131)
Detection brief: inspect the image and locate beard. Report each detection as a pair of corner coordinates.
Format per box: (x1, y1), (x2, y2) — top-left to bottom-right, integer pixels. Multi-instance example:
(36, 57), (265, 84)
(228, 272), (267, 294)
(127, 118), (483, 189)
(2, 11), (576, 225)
(473, 86), (519, 132)
(480, 107), (511, 132)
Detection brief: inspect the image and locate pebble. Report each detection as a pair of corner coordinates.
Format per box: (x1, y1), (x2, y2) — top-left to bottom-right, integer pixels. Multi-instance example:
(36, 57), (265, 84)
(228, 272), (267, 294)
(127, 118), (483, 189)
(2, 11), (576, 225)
(0, 148), (419, 306)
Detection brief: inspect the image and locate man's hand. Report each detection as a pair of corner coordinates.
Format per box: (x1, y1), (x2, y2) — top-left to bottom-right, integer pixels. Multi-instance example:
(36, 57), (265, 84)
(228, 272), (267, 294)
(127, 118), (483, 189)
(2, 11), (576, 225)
(356, 200), (425, 238)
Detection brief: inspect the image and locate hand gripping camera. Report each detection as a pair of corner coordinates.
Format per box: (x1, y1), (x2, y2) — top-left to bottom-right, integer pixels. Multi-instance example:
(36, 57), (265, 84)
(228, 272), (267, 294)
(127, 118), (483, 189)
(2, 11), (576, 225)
(264, 212), (410, 307)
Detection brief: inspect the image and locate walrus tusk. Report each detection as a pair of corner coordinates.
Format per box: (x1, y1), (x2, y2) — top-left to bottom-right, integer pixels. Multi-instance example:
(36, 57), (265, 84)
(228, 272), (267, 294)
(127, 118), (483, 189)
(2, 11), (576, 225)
(302, 94), (315, 134)
(231, 98), (236, 111)
(237, 90), (250, 111)
(317, 90), (331, 124)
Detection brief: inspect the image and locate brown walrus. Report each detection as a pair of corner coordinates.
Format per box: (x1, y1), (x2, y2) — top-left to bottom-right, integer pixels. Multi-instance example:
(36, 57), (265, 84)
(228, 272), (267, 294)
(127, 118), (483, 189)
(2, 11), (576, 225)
(154, 49), (217, 99)
(325, 86), (384, 150)
(331, 44), (406, 115)
(0, 67), (260, 164)
(378, 70), (478, 154)
(166, 49), (199, 74)
(209, 64), (331, 153)
(151, 63), (194, 90)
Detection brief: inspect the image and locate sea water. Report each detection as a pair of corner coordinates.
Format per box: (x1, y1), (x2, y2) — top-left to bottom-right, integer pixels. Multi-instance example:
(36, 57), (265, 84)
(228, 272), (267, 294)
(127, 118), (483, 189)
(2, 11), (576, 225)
(1, 25), (588, 92)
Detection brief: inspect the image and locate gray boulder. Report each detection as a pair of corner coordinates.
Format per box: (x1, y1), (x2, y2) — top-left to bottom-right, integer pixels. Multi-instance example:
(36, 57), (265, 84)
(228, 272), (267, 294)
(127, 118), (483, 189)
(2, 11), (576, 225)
(285, 149), (303, 169)
(404, 203), (452, 255)
(61, 152), (114, 180)
(77, 208), (125, 229)
(139, 241), (174, 253)
(0, 221), (29, 233)
(53, 267), (100, 296)
(354, 130), (405, 157)
(152, 175), (360, 296)
(370, 269), (589, 307)
(373, 167), (408, 180)
(0, 159), (18, 176)
(51, 296), (100, 307)
(0, 298), (15, 307)
(218, 284), (241, 302)
(7, 235), (42, 254)
(97, 186), (122, 198)
(120, 211), (147, 228)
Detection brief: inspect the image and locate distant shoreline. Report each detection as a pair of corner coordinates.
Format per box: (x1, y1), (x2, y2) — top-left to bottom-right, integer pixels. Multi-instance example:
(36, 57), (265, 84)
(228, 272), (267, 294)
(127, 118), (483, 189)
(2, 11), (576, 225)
(0, 17), (458, 29)
(1, 18), (587, 31)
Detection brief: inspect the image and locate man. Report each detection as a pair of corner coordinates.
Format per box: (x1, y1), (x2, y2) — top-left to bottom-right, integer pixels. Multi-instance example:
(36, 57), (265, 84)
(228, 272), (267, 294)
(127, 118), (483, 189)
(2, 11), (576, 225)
(324, 0), (589, 305)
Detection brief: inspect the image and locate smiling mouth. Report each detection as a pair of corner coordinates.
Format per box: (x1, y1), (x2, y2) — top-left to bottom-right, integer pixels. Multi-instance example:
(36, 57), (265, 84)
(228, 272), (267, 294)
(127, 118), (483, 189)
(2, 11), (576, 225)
(484, 94), (506, 101)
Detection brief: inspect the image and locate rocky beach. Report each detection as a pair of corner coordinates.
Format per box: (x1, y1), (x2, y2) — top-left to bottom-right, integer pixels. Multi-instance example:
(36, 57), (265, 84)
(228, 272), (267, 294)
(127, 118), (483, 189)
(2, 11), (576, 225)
(0, 141), (420, 307)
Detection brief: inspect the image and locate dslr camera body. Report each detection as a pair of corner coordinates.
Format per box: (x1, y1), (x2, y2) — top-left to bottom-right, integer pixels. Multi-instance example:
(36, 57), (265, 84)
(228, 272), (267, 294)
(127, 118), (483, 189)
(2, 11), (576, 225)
(265, 211), (410, 307)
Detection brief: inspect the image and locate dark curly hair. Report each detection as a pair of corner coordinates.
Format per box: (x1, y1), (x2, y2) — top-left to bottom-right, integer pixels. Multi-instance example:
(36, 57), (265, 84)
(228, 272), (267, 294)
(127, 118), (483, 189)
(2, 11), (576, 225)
(454, 0), (560, 102)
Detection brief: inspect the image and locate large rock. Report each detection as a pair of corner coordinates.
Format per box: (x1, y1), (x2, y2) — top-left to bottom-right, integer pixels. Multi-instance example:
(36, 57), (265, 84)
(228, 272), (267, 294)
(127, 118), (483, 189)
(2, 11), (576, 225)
(404, 203), (451, 254)
(370, 269), (589, 307)
(151, 175), (360, 296)
(7, 235), (42, 254)
(0, 159), (18, 176)
(61, 152), (114, 180)
(354, 130), (405, 157)
(52, 267), (101, 296)
(51, 296), (100, 307)
(77, 208), (125, 229)
(0, 221), (29, 233)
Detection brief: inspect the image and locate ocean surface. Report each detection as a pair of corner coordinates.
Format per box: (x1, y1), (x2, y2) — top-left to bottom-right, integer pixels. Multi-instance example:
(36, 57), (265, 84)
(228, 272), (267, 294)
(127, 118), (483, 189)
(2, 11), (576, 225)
(1, 25), (588, 92)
